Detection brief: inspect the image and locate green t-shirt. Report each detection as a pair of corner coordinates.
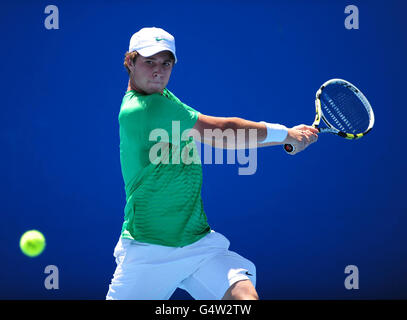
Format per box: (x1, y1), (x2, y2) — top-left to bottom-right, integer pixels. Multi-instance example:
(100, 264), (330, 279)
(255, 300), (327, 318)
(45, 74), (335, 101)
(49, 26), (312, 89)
(118, 88), (211, 247)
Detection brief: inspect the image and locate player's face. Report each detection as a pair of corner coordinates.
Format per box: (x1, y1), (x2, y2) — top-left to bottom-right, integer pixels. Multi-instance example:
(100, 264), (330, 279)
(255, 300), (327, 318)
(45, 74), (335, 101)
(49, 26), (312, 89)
(130, 51), (174, 94)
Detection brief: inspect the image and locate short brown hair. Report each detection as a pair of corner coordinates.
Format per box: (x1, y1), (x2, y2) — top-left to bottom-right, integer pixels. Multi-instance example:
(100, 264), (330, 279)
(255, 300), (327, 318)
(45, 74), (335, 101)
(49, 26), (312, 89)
(124, 51), (139, 75)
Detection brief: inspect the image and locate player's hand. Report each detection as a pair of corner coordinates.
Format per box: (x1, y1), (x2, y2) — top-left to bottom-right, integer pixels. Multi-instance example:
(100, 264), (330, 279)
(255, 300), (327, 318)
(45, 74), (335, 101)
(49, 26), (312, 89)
(284, 124), (319, 155)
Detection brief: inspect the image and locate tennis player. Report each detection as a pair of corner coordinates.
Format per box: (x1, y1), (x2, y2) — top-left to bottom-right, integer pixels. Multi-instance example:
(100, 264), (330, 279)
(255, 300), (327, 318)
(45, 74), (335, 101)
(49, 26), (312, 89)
(106, 27), (318, 300)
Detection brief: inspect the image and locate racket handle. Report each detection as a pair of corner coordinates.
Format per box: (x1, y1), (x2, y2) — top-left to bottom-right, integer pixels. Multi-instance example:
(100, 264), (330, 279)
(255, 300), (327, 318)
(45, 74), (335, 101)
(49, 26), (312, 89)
(284, 144), (295, 154)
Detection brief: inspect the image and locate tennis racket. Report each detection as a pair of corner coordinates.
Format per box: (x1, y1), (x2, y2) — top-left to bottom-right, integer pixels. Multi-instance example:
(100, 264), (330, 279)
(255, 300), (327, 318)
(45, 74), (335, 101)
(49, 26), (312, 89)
(284, 78), (375, 154)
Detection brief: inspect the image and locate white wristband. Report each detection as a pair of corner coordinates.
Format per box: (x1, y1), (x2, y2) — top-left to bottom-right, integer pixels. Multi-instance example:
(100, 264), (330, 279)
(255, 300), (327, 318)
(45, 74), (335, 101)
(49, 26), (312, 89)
(260, 121), (288, 143)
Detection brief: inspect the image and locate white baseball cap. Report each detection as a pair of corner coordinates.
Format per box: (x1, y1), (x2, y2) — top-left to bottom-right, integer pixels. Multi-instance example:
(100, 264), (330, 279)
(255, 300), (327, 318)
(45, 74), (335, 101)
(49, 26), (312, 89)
(128, 27), (177, 63)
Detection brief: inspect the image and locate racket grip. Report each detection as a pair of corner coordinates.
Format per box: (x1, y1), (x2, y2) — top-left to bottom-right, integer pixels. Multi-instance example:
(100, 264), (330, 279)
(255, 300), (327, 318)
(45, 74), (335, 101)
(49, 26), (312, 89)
(284, 144), (295, 154)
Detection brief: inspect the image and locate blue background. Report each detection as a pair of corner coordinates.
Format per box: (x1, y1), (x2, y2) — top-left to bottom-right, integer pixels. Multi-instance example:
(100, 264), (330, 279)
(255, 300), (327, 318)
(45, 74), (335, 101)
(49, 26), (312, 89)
(1, 0), (406, 299)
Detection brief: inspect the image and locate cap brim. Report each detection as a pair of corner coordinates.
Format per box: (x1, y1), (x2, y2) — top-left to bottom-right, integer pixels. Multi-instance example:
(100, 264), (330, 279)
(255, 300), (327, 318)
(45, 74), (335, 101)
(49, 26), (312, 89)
(136, 47), (177, 64)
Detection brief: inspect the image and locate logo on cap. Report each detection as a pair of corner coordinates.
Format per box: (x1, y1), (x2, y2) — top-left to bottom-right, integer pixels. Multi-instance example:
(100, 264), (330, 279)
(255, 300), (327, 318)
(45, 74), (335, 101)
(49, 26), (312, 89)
(155, 37), (165, 42)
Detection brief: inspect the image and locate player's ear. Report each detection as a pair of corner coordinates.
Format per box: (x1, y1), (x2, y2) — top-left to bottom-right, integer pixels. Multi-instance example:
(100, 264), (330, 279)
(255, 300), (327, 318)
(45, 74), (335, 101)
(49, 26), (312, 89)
(126, 55), (134, 68)
(128, 57), (138, 76)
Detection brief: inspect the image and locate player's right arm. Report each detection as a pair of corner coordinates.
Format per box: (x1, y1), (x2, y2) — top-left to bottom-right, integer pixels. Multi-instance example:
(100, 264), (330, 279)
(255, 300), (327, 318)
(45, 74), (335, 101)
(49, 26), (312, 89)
(189, 114), (318, 153)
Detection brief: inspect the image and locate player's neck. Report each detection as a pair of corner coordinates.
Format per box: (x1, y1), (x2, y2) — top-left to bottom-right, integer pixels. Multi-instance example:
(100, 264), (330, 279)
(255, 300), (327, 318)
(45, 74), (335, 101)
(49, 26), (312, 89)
(127, 79), (140, 93)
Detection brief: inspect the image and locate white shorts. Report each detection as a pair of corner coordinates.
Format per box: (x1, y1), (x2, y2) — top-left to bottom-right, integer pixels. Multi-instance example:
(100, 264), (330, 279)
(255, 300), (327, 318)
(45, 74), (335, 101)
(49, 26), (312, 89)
(106, 230), (256, 300)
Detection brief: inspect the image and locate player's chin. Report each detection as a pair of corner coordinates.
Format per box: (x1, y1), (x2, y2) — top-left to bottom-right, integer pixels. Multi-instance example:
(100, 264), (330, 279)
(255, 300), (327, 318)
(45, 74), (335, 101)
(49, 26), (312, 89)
(148, 83), (165, 94)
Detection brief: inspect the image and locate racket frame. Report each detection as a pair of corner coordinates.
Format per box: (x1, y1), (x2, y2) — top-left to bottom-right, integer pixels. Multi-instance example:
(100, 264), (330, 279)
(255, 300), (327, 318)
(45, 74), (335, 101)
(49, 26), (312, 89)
(284, 78), (374, 153)
(314, 78), (375, 139)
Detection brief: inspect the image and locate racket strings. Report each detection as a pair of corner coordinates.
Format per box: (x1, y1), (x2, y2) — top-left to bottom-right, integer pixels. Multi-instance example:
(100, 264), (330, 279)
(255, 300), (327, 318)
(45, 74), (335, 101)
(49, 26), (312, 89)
(320, 85), (370, 134)
(323, 91), (366, 131)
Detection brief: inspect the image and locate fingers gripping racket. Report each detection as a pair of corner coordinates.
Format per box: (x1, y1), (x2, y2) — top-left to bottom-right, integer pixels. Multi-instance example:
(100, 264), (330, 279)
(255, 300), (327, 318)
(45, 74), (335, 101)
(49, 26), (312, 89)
(284, 78), (375, 153)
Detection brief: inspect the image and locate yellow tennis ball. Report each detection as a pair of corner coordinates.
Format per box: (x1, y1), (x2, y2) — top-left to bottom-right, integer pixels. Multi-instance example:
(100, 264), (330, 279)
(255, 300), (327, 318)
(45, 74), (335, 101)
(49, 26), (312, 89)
(19, 230), (46, 257)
